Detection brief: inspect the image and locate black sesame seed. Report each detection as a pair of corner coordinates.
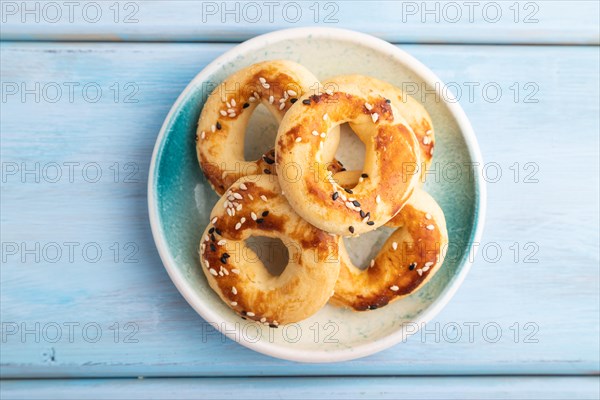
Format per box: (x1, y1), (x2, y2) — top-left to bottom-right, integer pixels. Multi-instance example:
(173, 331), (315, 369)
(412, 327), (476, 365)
(338, 161), (344, 166)
(409, 262), (416, 270)
(352, 200), (361, 207)
(241, 310), (247, 315)
(243, 102), (250, 108)
(208, 227), (215, 234)
(241, 316), (247, 320)
(220, 255), (228, 264)
(365, 212), (371, 219)
(340, 168), (347, 172)
(349, 226), (355, 234)
(262, 211), (269, 217)
(368, 305), (378, 310)
(332, 192), (339, 201)
(263, 169), (272, 174)
(367, 221), (375, 226)
(290, 98), (298, 104)
(360, 210), (366, 218)
(269, 324), (279, 328)
(223, 253), (230, 259)
(210, 234), (216, 242)
(216, 121), (222, 130)
(210, 243), (216, 251)
(344, 188), (353, 194)
(256, 218), (264, 224)
(361, 173), (369, 178)
(302, 99), (311, 105)
(215, 228), (222, 236)
(263, 156), (275, 164)
(385, 99), (391, 103)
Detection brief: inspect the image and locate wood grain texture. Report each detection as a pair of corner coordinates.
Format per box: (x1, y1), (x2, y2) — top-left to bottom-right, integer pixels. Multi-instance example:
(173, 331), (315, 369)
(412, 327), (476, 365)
(1, 42), (599, 379)
(2, 377), (600, 400)
(1, 0), (598, 44)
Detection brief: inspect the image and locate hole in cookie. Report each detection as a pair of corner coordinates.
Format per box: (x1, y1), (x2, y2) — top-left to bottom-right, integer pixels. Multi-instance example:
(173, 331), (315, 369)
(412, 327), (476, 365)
(245, 236), (289, 276)
(334, 123), (366, 182)
(244, 103), (279, 161)
(343, 226), (394, 270)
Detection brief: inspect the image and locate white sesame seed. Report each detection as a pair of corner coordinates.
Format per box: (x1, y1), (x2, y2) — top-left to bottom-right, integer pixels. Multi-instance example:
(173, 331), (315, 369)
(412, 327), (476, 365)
(283, 91), (289, 99)
(287, 89), (297, 97)
(227, 195), (235, 201)
(371, 113), (379, 123)
(359, 177), (364, 183)
(312, 130), (319, 136)
(226, 208), (233, 216)
(231, 98), (236, 107)
(204, 259), (209, 268)
(253, 91), (260, 99)
(365, 102), (373, 111)
(239, 183), (247, 190)
(390, 285), (399, 291)
(260, 195), (268, 202)
(232, 287), (237, 295)
(231, 301), (238, 306)
(425, 213), (432, 220)
(220, 110), (227, 116)
(422, 265), (431, 272)
(248, 194), (254, 200)
(345, 201), (354, 209)
(370, 259), (375, 267)
(218, 270), (223, 276)
(232, 192), (243, 200)
(260, 317), (267, 323)
(249, 96), (256, 103)
(262, 82), (270, 89)
(204, 235), (209, 242)
(362, 216), (369, 223)
(295, 137), (302, 143)
(319, 141), (324, 150)
(222, 268), (229, 275)
(417, 269), (423, 276)
(217, 239), (226, 246)
(423, 136), (431, 145)
(236, 203), (242, 211)
(426, 224), (435, 230)
(425, 262), (434, 268)
(209, 268), (218, 276)
(279, 97), (286, 103)
(279, 102), (286, 110)
(211, 125), (216, 132)
(232, 269), (240, 274)
(269, 95), (274, 104)
(430, 147), (434, 155)
(251, 212), (257, 221)
(320, 132), (326, 138)
(323, 113), (329, 121)
(240, 217), (246, 224)
(426, 129), (433, 135)
(392, 242), (398, 251)
(259, 77), (266, 84)
(227, 108), (235, 114)
(211, 217), (218, 224)
(226, 101), (231, 108)
(234, 222), (241, 230)
(201, 131), (206, 139)
(376, 195), (381, 204)
(246, 312), (255, 317)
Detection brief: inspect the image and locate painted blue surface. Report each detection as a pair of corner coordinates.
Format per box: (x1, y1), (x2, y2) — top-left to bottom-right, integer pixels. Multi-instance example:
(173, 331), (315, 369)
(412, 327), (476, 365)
(1, 3), (599, 397)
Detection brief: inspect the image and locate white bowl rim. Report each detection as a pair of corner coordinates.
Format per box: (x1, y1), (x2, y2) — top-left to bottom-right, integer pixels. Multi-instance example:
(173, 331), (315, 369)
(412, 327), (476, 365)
(148, 27), (487, 363)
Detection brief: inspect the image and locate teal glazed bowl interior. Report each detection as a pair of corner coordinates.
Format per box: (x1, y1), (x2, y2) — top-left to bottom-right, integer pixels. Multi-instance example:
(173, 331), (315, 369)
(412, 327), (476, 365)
(148, 27), (486, 362)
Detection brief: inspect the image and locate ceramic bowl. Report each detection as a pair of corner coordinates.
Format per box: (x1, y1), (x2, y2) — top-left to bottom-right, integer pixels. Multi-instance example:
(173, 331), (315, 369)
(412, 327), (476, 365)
(148, 27), (486, 362)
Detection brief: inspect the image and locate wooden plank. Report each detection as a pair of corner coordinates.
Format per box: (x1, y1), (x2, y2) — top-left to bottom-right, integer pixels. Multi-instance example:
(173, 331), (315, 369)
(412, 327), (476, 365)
(0, 42), (598, 378)
(1, 377), (599, 399)
(0, 1), (598, 45)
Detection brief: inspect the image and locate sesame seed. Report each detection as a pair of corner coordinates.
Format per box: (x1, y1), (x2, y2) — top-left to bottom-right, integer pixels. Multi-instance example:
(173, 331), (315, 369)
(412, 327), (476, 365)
(367, 221), (375, 226)
(268, 95), (274, 104)
(390, 285), (399, 291)
(248, 194), (254, 200)
(319, 141), (324, 150)
(216, 122), (222, 130)
(211, 124), (216, 132)
(371, 113), (379, 123)
(295, 136), (302, 142)
(323, 113), (329, 120)
(231, 269), (240, 274)
(290, 98), (298, 104)
(240, 217), (246, 223)
(239, 183), (247, 190)
(260, 317), (267, 323)
(236, 203), (242, 211)
(345, 188), (353, 194)
(262, 211), (269, 217)
(430, 147), (434, 155)
(226, 101), (231, 108)
(232, 287), (237, 295)
(424, 262), (434, 268)
(243, 102), (250, 108)
(251, 212), (257, 220)
(422, 265), (431, 272)
(302, 99), (311, 105)
(287, 89), (297, 96)
(386, 99), (391, 103)
(423, 136), (430, 145)
(217, 239), (226, 246)
(260, 195), (268, 201)
(352, 200), (361, 207)
(417, 269), (423, 276)
(370, 259), (375, 267)
(218, 271), (224, 276)
(361, 173), (369, 178)
(231, 99), (236, 106)
(201, 131), (206, 139)
(226, 208), (233, 216)
(227, 108), (235, 113)
(263, 155), (275, 164)
(279, 97), (286, 103)
(409, 262), (417, 270)
(349, 226), (355, 234)
(332, 192), (339, 201)
(209, 268), (218, 276)
(211, 217), (217, 224)
(259, 77), (266, 84)
(359, 210), (366, 218)
(425, 213), (432, 220)
(231, 301), (238, 306)
(232, 192), (243, 200)
(345, 201), (354, 209)
(426, 129), (433, 135)
(263, 169), (271, 174)
(279, 102), (286, 110)
(376, 195), (381, 204)
(249, 96), (256, 103)
(426, 224), (435, 230)
(365, 102), (373, 111)
(262, 82), (270, 89)
(312, 130), (319, 136)
(320, 132), (326, 138)
(256, 218), (264, 224)
(246, 312), (255, 317)
(254, 91), (260, 99)
(222, 268), (229, 275)
(392, 242), (398, 251)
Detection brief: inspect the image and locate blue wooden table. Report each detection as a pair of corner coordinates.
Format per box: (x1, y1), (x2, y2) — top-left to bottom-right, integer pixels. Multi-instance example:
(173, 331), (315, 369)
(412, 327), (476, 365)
(1, 1), (599, 398)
